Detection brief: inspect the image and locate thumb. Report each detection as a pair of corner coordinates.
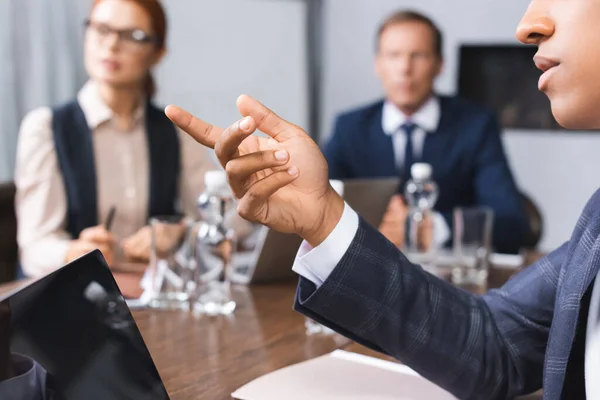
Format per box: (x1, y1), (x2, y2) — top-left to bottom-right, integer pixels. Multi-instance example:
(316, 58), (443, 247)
(236, 94), (306, 142)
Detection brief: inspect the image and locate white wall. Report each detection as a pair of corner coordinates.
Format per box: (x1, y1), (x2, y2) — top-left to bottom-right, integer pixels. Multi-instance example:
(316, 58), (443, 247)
(0, 0), (307, 180)
(0, 0), (90, 182)
(155, 0), (308, 132)
(322, 0), (600, 251)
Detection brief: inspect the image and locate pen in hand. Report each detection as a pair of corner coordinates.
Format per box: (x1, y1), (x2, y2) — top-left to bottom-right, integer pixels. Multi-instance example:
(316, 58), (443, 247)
(105, 206), (117, 232)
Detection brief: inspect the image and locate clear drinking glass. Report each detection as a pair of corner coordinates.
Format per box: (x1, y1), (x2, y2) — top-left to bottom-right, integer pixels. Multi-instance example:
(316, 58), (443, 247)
(190, 222), (237, 316)
(226, 219), (263, 285)
(143, 216), (191, 309)
(451, 207), (494, 294)
(304, 180), (343, 336)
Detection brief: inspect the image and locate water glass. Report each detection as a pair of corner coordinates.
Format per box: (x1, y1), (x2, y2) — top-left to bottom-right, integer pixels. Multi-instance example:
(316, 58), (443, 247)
(451, 207), (494, 294)
(228, 221), (264, 285)
(142, 216), (191, 309)
(190, 224), (237, 316)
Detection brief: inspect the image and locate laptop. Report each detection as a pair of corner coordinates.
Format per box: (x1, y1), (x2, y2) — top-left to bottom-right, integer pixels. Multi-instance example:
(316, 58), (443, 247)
(0, 251), (169, 399)
(342, 177), (401, 227)
(243, 178), (401, 283)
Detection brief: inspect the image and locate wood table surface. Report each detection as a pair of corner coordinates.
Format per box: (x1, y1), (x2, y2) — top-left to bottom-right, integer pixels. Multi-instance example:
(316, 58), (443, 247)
(0, 253), (545, 400)
(132, 281), (351, 399)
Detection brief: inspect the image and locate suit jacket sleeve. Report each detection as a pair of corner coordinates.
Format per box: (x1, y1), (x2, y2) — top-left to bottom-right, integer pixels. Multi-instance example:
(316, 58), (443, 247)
(324, 115), (352, 180)
(470, 114), (529, 253)
(294, 217), (565, 400)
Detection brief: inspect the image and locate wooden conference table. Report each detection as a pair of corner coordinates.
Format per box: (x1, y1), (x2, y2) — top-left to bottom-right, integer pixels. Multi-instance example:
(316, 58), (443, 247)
(0, 257), (543, 400)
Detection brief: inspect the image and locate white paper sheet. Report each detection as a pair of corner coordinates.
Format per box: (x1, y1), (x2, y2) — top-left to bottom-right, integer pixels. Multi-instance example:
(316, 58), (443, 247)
(231, 350), (456, 400)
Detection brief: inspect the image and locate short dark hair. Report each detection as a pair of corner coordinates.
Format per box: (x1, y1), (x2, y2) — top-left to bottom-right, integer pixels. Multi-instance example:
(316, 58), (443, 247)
(375, 10), (443, 58)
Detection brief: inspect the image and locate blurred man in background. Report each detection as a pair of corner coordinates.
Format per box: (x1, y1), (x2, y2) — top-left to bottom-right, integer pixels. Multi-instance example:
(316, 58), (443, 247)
(324, 10), (528, 254)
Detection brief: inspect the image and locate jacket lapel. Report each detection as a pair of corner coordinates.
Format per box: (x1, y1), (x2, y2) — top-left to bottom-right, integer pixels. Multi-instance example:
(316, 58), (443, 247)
(544, 231), (600, 397)
(368, 104), (397, 177)
(420, 97), (455, 181)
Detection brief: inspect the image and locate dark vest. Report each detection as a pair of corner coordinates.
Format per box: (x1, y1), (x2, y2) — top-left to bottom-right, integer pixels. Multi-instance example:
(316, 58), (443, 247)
(51, 100), (180, 238)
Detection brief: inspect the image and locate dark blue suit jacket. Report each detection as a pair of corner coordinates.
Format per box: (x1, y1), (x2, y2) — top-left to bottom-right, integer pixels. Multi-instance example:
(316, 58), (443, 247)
(324, 97), (529, 253)
(295, 188), (600, 399)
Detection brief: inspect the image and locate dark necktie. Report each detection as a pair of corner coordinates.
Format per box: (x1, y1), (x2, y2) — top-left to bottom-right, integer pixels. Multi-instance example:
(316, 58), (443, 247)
(401, 121), (417, 183)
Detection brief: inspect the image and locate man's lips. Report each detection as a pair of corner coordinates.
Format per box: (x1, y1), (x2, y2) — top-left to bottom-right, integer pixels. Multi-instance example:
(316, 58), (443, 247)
(534, 55), (560, 91)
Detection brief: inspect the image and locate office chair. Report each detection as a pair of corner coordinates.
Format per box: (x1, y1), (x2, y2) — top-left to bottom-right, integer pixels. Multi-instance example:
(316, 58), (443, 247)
(520, 191), (543, 250)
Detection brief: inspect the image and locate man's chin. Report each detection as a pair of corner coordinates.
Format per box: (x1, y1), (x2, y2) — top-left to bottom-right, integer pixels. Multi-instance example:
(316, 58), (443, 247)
(388, 97), (423, 112)
(551, 100), (600, 130)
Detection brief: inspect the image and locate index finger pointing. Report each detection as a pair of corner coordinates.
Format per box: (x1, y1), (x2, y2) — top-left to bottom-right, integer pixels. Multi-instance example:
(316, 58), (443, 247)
(165, 105), (223, 149)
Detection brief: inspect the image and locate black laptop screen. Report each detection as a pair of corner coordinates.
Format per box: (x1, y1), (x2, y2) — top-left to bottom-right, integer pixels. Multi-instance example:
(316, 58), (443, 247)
(0, 251), (169, 400)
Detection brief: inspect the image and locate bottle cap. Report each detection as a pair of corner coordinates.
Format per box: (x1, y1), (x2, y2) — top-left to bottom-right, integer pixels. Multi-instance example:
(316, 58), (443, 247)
(204, 170), (229, 192)
(411, 163), (433, 181)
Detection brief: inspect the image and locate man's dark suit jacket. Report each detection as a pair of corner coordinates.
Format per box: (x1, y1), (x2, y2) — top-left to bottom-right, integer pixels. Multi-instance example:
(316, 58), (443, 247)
(295, 188), (600, 399)
(324, 97), (529, 253)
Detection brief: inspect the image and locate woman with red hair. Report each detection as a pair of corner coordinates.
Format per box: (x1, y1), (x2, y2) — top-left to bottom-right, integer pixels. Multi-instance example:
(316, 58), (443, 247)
(14, 0), (216, 277)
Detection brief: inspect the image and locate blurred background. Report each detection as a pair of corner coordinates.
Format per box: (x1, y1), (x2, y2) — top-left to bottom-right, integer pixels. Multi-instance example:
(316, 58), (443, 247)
(0, 0), (597, 255)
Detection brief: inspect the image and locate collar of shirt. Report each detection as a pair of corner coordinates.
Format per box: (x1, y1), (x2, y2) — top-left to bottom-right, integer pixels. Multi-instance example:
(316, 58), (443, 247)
(77, 80), (145, 130)
(382, 96), (441, 136)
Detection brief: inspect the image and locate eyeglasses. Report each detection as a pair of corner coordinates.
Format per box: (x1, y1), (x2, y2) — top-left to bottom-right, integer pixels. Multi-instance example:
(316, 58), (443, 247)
(84, 19), (158, 50)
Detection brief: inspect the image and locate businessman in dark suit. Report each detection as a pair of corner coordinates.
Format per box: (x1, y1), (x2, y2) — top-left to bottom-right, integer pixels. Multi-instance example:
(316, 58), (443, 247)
(325, 11), (528, 254)
(166, 0), (600, 398)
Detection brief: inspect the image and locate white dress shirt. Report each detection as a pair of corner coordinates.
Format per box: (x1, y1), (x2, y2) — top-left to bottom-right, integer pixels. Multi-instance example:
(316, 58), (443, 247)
(382, 97), (440, 169)
(292, 203), (359, 287)
(14, 80), (218, 277)
(382, 97), (450, 247)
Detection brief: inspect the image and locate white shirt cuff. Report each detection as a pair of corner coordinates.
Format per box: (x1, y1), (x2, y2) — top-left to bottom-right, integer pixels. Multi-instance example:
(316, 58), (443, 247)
(432, 212), (451, 247)
(292, 202), (359, 288)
